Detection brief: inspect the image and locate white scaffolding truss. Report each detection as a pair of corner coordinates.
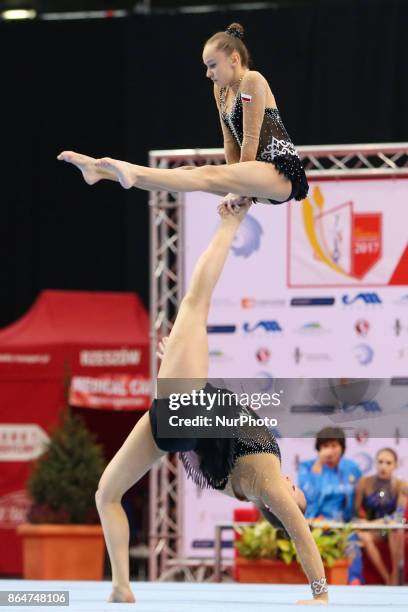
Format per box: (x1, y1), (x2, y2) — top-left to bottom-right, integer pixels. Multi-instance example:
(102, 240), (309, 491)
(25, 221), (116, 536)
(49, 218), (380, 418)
(148, 143), (408, 581)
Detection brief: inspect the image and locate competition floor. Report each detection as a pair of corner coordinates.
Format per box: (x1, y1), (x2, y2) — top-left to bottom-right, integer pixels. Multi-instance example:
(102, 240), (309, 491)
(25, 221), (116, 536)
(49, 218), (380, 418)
(1, 580), (408, 611)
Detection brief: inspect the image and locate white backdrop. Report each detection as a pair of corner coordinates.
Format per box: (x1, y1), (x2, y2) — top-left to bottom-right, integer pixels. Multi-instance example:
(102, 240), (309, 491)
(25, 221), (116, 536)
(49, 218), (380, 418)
(181, 178), (408, 558)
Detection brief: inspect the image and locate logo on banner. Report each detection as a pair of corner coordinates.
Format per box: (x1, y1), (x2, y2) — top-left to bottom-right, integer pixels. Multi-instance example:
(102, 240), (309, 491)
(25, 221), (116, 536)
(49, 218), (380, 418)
(256, 347), (271, 363)
(394, 319), (406, 336)
(0, 425), (49, 461)
(243, 321), (283, 333)
(209, 350), (232, 363)
(293, 347), (331, 364)
(355, 429), (369, 444)
(0, 490), (31, 529)
(295, 322), (331, 335)
(355, 319), (370, 336)
(353, 344), (374, 365)
(207, 325), (236, 334)
(342, 292), (382, 306)
(342, 401), (381, 413)
(241, 297), (285, 309)
(290, 297), (335, 307)
(231, 214), (263, 258)
(302, 186), (382, 280)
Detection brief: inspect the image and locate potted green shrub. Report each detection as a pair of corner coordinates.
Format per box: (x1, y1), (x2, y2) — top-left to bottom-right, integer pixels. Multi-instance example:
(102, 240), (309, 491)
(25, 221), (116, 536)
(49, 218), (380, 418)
(17, 410), (106, 580)
(235, 520), (352, 584)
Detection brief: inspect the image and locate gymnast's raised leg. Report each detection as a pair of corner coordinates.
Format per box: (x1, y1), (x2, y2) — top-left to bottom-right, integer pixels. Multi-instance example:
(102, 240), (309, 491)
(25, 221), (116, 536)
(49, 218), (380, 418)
(57, 150), (292, 203)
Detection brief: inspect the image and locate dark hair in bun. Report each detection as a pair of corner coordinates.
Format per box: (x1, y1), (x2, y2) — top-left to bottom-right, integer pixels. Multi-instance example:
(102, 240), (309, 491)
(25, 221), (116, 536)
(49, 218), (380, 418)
(225, 22), (245, 40)
(204, 22), (250, 68)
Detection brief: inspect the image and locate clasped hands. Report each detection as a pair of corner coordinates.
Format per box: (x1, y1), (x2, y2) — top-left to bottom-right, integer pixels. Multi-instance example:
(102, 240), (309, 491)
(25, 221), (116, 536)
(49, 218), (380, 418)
(217, 192), (253, 216)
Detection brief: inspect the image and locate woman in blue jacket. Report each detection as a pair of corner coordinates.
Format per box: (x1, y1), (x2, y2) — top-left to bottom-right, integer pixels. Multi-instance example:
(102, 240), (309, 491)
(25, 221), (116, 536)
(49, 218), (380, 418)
(298, 427), (362, 522)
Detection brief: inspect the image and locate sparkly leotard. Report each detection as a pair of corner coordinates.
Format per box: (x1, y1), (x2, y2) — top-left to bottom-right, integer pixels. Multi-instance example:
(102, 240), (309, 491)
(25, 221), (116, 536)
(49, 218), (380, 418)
(362, 477), (398, 520)
(149, 382), (281, 490)
(220, 87), (309, 204)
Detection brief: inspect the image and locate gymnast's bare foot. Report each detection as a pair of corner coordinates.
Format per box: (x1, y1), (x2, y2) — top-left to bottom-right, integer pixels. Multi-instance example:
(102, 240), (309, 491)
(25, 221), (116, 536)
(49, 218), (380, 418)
(108, 585), (135, 603)
(96, 157), (137, 189)
(57, 151), (111, 185)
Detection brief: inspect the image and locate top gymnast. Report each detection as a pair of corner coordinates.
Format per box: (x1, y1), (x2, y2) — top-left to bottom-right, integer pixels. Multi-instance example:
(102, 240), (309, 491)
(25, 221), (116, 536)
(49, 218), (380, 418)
(58, 22), (308, 211)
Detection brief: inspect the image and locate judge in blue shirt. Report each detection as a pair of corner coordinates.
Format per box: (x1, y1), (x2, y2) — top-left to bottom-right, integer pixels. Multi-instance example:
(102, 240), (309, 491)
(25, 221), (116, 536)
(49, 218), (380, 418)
(298, 426), (362, 520)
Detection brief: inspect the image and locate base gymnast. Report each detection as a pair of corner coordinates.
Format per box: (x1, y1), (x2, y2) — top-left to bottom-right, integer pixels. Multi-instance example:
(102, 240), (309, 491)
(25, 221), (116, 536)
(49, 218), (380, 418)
(94, 203), (328, 606)
(58, 22), (308, 211)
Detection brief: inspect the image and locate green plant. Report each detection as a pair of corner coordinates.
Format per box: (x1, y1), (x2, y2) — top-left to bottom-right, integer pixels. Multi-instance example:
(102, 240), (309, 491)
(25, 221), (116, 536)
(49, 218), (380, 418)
(311, 527), (352, 567)
(235, 521), (352, 566)
(27, 410), (106, 524)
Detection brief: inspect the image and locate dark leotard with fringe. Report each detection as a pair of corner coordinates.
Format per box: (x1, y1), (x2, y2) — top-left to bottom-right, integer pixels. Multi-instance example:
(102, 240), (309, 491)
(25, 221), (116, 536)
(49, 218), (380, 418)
(220, 90), (309, 204)
(149, 382), (281, 491)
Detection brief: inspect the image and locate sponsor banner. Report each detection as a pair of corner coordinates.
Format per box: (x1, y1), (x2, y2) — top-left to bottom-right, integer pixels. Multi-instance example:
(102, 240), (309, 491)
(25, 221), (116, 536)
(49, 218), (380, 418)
(183, 186), (408, 560)
(184, 190), (408, 378)
(69, 374), (151, 410)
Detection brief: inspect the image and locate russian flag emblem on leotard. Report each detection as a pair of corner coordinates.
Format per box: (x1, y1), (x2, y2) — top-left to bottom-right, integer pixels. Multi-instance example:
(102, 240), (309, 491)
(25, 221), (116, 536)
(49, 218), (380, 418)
(241, 92), (252, 102)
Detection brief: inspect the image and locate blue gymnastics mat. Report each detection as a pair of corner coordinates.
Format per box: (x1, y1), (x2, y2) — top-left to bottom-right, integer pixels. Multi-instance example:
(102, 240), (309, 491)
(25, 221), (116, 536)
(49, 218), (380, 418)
(1, 580), (407, 611)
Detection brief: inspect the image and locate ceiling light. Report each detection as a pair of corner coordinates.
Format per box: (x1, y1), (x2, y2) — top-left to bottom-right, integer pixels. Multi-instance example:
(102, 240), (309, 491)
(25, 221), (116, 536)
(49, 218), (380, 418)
(2, 9), (37, 20)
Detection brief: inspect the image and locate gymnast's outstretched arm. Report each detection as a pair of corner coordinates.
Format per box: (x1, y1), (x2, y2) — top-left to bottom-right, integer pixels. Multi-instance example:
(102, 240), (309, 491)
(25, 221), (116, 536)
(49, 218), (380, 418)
(263, 483), (328, 604)
(234, 454), (328, 605)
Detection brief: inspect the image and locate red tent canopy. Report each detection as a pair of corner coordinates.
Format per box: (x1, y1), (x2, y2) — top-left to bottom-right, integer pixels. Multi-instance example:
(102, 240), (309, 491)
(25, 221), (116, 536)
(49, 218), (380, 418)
(0, 290), (150, 575)
(0, 289), (150, 408)
(0, 289), (149, 377)
(0, 289), (149, 345)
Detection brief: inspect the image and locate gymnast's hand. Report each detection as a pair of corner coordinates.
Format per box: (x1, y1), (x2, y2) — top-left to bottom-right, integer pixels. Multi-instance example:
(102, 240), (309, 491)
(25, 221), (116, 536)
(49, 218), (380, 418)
(156, 336), (169, 361)
(218, 193), (252, 216)
(296, 596), (328, 605)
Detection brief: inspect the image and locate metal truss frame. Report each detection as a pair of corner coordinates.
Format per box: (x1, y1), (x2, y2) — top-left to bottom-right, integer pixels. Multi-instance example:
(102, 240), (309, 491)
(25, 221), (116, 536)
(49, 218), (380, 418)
(148, 143), (408, 581)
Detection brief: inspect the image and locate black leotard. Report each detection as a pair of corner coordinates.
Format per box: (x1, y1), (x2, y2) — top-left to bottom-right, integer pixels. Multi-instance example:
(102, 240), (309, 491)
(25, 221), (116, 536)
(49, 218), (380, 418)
(149, 382), (281, 490)
(220, 88), (309, 204)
